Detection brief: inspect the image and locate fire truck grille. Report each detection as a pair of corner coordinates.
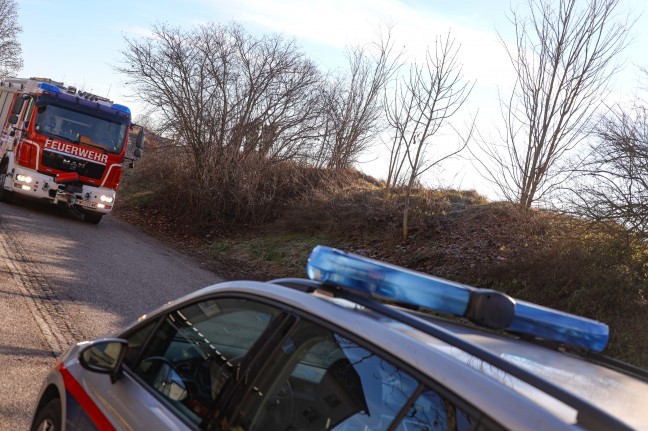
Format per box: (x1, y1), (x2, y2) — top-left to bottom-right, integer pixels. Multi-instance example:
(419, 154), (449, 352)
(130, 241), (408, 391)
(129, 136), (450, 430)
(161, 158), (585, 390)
(41, 150), (106, 180)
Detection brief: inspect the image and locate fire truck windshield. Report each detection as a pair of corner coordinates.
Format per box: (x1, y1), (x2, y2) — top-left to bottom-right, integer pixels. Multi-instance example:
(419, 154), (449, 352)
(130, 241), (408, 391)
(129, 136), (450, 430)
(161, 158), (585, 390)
(34, 104), (128, 154)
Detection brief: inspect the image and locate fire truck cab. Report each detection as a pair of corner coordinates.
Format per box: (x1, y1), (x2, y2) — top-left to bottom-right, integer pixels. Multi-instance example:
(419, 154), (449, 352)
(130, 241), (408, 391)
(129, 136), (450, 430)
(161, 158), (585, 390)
(0, 77), (143, 224)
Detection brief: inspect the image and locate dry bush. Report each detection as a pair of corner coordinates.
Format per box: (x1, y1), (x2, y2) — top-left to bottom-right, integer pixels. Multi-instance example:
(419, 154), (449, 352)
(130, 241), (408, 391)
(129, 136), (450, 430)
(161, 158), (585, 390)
(277, 180), (488, 244)
(482, 215), (648, 364)
(272, 169), (388, 235)
(120, 142), (338, 229)
(121, 157), (648, 364)
(197, 154), (326, 225)
(379, 201), (648, 364)
(487, 217), (645, 312)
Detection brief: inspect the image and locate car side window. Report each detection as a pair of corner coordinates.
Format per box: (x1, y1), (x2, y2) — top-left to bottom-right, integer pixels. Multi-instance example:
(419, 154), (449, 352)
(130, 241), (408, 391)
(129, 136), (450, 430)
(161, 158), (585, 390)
(127, 298), (281, 426)
(233, 319), (419, 431)
(123, 321), (157, 366)
(394, 388), (494, 431)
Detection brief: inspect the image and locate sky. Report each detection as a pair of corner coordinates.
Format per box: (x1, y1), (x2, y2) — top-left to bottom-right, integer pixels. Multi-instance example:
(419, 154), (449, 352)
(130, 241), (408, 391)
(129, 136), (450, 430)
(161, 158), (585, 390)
(15, 0), (648, 198)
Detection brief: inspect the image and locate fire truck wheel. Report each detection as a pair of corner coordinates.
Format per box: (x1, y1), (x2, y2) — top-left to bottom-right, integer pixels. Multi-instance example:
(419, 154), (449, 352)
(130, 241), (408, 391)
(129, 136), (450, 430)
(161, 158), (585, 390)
(83, 212), (103, 224)
(0, 167), (13, 203)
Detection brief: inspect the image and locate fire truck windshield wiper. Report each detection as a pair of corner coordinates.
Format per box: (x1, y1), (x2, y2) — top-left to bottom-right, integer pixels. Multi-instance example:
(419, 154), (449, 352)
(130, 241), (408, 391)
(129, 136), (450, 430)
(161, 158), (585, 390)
(44, 131), (75, 143)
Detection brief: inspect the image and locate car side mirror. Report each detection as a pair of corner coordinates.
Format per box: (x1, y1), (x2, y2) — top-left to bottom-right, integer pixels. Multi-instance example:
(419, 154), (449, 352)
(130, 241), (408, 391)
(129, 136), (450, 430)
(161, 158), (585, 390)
(79, 338), (128, 383)
(8, 114), (18, 125)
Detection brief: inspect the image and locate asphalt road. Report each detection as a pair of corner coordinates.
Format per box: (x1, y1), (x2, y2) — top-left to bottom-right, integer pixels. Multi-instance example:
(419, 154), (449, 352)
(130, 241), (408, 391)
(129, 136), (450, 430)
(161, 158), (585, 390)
(0, 198), (222, 430)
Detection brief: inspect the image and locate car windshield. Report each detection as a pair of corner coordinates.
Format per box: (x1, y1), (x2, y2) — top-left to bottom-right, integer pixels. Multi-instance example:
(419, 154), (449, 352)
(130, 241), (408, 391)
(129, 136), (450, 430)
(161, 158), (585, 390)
(34, 104), (128, 154)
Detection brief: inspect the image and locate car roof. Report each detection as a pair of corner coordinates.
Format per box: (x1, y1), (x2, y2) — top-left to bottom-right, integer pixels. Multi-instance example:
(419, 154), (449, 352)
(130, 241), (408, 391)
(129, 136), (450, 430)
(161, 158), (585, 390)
(141, 278), (645, 431)
(396, 313), (648, 430)
(127, 246), (648, 431)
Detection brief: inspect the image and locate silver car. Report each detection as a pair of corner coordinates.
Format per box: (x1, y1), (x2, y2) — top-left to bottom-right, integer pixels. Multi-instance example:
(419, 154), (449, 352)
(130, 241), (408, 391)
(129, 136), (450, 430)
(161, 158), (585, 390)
(31, 246), (648, 430)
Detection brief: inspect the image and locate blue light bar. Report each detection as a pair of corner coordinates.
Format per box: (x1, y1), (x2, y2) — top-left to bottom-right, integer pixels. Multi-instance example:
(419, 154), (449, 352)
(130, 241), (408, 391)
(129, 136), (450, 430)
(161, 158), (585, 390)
(39, 82), (60, 93)
(307, 246), (609, 352)
(111, 103), (131, 115)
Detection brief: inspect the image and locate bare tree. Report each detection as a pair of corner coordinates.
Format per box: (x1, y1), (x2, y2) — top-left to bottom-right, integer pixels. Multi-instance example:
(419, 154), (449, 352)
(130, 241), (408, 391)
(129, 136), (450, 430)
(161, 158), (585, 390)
(117, 23), (322, 178)
(475, 0), (632, 209)
(316, 27), (401, 170)
(117, 23), (324, 222)
(386, 32), (474, 239)
(0, 0), (21, 78)
(567, 103), (648, 236)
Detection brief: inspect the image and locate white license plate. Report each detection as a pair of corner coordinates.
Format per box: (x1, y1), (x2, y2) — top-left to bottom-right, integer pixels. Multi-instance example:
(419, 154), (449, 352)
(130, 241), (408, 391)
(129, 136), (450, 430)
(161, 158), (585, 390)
(77, 200), (97, 208)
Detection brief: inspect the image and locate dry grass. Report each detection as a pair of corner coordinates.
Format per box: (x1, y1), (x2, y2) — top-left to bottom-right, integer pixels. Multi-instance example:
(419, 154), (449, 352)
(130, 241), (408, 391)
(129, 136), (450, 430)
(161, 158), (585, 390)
(117, 156), (648, 367)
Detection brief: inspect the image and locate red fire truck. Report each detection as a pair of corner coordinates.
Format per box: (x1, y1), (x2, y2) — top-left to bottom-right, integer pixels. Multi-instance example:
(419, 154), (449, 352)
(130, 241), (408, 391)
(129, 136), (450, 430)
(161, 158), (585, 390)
(0, 77), (144, 224)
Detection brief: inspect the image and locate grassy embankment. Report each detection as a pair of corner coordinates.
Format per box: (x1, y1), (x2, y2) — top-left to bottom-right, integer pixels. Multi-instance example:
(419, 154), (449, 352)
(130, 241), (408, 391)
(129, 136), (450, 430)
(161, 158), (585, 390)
(115, 157), (648, 368)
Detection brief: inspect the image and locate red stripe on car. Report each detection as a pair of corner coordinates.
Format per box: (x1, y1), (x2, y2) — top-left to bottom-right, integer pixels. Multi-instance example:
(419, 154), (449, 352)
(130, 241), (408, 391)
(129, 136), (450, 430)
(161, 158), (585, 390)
(58, 364), (117, 431)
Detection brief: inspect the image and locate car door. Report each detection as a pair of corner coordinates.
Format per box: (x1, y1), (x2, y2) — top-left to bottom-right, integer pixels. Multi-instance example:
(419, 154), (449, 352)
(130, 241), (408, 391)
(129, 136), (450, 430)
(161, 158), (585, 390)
(226, 316), (501, 431)
(77, 296), (285, 430)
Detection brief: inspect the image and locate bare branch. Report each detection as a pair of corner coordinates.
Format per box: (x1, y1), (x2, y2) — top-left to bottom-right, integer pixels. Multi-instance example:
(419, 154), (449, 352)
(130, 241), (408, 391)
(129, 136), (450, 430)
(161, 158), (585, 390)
(475, 0), (633, 208)
(117, 22), (322, 177)
(566, 102), (648, 237)
(0, 0), (21, 78)
(319, 25), (403, 170)
(385, 30), (474, 239)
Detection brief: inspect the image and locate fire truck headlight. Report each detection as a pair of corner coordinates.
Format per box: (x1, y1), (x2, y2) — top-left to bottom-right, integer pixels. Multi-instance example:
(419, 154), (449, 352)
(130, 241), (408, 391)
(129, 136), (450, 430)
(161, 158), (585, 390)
(97, 203), (106, 209)
(16, 174), (32, 184)
(100, 195), (114, 203)
(20, 185), (30, 191)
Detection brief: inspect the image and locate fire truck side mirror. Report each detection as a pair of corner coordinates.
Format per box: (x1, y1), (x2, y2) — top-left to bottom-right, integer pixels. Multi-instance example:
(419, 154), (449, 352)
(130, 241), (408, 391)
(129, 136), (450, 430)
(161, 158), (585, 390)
(35, 99), (47, 113)
(8, 114), (18, 125)
(135, 130), (145, 149)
